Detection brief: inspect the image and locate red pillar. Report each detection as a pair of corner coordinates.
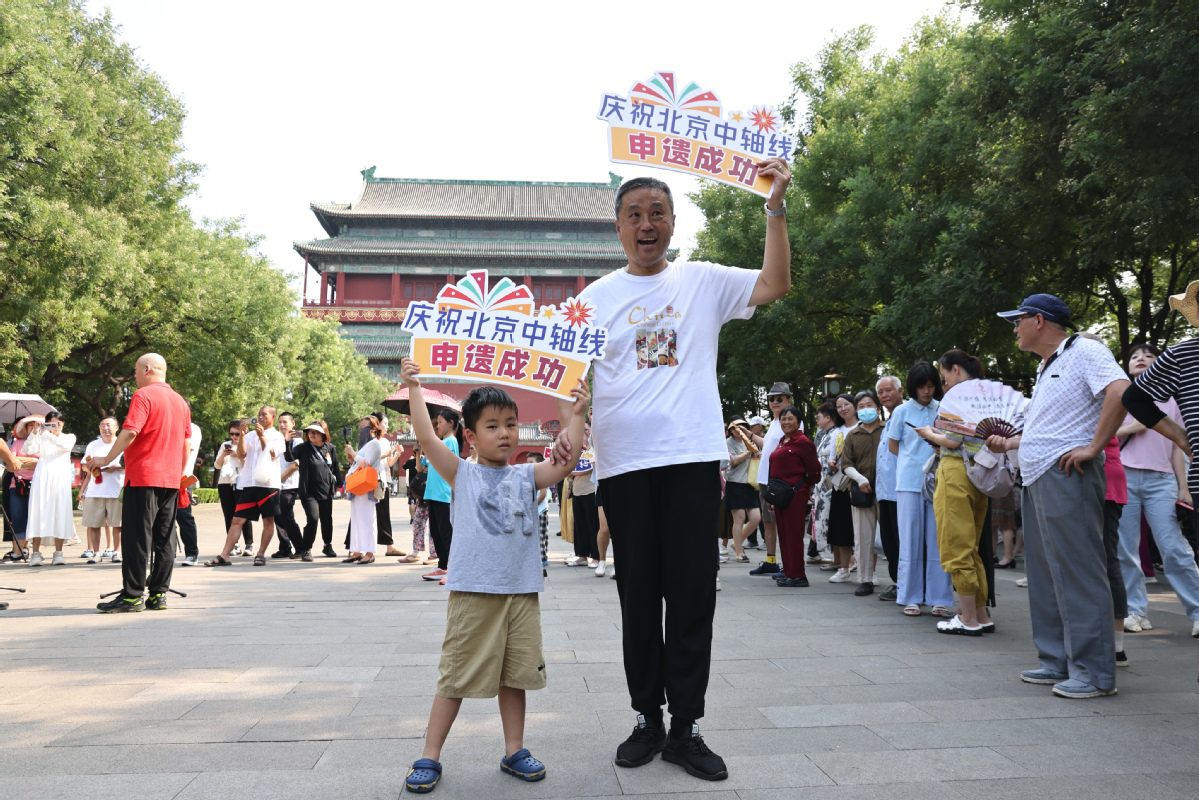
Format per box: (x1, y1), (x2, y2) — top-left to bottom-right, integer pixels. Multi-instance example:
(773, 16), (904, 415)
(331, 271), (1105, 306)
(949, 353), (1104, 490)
(336, 272), (346, 305)
(319, 272), (328, 305)
(391, 273), (402, 307)
(575, 275), (585, 295)
(302, 256), (309, 304)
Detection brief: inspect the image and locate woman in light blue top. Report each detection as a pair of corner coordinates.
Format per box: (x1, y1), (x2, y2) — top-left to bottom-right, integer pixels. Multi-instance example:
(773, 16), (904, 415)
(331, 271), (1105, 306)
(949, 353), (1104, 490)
(422, 409), (463, 581)
(887, 362), (955, 616)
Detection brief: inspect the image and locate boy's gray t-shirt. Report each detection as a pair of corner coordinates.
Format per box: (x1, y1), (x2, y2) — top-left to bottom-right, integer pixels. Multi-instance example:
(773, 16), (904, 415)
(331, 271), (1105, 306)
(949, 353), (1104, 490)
(448, 460), (542, 594)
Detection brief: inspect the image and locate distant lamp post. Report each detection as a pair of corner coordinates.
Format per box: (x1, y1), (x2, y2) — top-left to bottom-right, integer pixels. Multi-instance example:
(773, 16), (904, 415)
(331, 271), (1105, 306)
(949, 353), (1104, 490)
(822, 373), (844, 398)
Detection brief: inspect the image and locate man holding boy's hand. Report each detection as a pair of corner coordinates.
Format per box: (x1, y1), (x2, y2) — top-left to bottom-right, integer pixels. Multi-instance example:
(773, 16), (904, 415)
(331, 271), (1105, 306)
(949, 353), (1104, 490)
(398, 357), (589, 794)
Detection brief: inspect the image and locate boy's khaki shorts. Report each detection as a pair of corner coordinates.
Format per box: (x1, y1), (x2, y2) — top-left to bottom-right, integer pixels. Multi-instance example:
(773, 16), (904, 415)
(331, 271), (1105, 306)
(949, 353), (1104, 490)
(437, 591), (545, 699)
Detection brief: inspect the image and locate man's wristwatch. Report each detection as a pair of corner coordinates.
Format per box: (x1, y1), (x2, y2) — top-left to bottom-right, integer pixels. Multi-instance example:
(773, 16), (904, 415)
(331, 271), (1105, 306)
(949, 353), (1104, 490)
(764, 202), (786, 218)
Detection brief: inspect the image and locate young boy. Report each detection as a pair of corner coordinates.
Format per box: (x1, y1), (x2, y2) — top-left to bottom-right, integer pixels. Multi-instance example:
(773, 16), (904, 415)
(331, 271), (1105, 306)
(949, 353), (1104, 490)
(400, 356), (590, 794)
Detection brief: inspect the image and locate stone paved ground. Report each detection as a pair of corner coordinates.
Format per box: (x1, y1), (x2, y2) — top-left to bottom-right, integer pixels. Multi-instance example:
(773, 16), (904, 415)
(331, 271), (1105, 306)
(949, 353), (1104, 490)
(2, 499), (1198, 800)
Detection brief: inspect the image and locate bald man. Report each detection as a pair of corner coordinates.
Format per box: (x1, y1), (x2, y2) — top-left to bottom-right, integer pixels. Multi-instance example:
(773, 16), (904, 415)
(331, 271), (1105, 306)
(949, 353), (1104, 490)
(93, 353), (192, 612)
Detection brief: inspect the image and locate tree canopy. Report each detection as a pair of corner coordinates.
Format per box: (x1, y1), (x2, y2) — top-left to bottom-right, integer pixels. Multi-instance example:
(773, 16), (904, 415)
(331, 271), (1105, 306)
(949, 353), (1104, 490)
(695, 0), (1199, 416)
(0, 0), (388, 445)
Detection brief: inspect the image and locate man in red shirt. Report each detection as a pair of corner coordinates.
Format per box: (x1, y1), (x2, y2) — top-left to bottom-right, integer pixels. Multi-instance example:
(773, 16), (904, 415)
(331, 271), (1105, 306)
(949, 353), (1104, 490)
(93, 353), (191, 612)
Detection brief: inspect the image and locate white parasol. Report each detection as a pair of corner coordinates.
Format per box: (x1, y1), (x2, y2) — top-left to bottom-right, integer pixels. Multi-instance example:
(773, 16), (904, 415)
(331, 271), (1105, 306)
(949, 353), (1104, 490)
(0, 393), (55, 427)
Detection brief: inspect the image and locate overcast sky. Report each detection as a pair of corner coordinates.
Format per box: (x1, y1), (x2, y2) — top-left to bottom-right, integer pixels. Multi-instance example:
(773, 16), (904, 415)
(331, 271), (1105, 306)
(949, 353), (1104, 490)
(86, 0), (957, 301)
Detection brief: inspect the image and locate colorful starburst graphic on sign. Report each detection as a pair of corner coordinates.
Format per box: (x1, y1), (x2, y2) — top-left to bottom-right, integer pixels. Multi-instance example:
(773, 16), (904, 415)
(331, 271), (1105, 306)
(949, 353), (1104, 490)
(435, 270), (535, 316)
(630, 72), (722, 117)
(750, 106), (779, 133)
(560, 298), (594, 328)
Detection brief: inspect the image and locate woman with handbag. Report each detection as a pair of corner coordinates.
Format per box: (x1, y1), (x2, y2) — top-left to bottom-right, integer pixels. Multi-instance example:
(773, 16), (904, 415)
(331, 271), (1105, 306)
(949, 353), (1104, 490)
(915, 350), (994, 636)
(284, 421), (341, 562)
(724, 419), (763, 563)
(767, 407), (820, 587)
(343, 415), (387, 564)
(825, 395), (859, 583)
(841, 391), (884, 596)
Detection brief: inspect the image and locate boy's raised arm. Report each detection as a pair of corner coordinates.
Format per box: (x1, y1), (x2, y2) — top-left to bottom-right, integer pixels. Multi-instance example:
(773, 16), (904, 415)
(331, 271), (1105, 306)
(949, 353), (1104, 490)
(401, 358), (460, 487)
(534, 380), (590, 490)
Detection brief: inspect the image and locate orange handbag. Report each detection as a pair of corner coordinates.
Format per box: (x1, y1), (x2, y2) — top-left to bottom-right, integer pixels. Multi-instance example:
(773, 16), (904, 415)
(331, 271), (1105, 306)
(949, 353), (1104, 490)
(346, 465), (379, 496)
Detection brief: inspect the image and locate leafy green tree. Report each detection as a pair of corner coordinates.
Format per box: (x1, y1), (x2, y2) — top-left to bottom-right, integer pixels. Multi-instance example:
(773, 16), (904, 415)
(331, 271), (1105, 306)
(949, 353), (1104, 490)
(0, 0), (388, 449)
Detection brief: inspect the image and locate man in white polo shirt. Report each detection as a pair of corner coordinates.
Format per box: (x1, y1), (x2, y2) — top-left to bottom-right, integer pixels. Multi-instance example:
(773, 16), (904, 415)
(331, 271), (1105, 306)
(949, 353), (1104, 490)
(990, 293), (1128, 699)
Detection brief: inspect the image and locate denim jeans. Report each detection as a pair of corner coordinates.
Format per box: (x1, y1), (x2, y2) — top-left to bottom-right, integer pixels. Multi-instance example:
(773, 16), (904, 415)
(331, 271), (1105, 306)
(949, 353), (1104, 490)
(1117, 467), (1199, 621)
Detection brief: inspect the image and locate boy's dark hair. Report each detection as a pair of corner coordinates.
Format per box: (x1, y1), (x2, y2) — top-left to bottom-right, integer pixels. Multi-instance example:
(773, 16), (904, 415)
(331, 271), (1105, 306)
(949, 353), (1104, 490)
(815, 402), (837, 420)
(615, 176), (674, 217)
(461, 386), (519, 431)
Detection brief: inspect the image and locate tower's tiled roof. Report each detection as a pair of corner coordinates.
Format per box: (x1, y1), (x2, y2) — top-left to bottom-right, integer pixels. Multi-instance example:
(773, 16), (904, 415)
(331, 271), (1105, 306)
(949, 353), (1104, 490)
(311, 172), (623, 234)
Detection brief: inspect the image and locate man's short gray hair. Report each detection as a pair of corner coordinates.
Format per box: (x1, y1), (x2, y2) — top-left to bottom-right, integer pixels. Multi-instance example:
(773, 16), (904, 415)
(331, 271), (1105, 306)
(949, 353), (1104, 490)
(876, 375), (902, 391)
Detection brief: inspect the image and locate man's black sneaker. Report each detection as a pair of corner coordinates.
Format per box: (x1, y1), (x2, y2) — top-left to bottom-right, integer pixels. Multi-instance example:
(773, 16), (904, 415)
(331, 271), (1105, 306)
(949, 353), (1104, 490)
(145, 592), (168, 611)
(270, 549), (292, 559)
(322, 544), (338, 558)
(1116, 650), (1129, 667)
(97, 594), (144, 613)
(777, 576), (810, 587)
(879, 585), (898, 602)
(854, 581), (874, 596)
(661, 725), (728, 781)
(614, 713), (666, 768)
(748, 561), (780, 576)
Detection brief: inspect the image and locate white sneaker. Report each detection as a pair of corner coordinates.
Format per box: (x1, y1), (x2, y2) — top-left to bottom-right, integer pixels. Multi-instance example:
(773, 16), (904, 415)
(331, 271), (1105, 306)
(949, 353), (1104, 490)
(715, 577), (722, 592)
(609, 568), (617, 580)
(29, 552), (44, 566)
(1123, 615), (1143, 633)
(1138, 615), (1153, 631)
(111, 551), (122, 564)
(829, 568), (850, 583)
(51, 551), (65, 566)
(594, 561), (606, 577)
(718, 554), (729, 563)
(101, 549), (114, 561)
(718, 545), (728, 556)
(564, 555), (586, 567)
(1016, 577), (1028, 588)
(587, 558), (599, 569)
(1192, 621), (1199, 639)
(81, 549), (95, 559)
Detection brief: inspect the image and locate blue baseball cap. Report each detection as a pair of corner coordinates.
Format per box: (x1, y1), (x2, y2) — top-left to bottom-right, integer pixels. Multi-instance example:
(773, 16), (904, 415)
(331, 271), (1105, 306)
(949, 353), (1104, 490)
(996, 293), (1073, 327)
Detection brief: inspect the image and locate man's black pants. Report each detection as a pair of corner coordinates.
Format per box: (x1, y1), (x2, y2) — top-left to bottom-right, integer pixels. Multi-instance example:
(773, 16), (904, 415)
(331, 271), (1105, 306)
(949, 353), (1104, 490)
(276, 489), (302, 549)
(427, 500), (452, 570)
(122, 486), (178, 597)
(600, 461), (719, 725)
(218, 484), (253, 545)
(879, 499), (899, 584)
(176, 501), (198, 559)
(376, 491), (393, 546)
(571, 492), (600, 559)
(299, 496), (334, 552)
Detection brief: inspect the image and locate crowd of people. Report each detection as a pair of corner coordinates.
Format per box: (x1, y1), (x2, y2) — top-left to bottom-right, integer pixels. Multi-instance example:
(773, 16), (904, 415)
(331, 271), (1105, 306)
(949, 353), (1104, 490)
(6, 167), (1199, 793)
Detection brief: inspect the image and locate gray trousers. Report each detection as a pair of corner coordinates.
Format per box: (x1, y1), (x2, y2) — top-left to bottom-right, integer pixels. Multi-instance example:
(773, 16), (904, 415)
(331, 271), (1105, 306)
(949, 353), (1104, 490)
(1023, 460), (1115, 690)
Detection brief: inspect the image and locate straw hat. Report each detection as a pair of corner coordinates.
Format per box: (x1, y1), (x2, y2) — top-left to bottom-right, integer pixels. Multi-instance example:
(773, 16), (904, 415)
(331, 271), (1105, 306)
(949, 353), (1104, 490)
(726, 418), (748, 430)
(1169, 280), (1199, 328)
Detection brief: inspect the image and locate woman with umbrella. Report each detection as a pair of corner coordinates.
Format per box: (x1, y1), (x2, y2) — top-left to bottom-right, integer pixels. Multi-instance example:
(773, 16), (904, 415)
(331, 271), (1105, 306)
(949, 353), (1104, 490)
(25, 412), (77, 566)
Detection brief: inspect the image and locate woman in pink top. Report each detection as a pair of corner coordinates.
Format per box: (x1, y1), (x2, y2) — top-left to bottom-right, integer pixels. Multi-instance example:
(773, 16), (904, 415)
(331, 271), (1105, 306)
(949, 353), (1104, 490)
(1115, 343), (1199, 636)
(1101, 437), (1129, 666)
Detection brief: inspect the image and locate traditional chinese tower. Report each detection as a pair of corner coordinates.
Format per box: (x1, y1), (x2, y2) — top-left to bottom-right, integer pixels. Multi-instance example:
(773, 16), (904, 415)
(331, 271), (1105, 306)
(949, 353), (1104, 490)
(296, 167), (637, 422)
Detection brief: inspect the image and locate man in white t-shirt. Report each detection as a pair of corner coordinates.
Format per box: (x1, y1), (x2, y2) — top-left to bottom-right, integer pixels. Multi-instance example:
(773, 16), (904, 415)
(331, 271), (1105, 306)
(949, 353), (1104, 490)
(575, 162), (792, 782)
(81, 417), (125, 563)
(207, 405), (284, 566)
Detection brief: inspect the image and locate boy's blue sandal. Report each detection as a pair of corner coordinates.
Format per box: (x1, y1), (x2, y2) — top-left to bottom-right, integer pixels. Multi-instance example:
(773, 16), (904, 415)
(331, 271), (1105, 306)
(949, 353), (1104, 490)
(405, 758), (443, 793)
(500, 748), (546, 781)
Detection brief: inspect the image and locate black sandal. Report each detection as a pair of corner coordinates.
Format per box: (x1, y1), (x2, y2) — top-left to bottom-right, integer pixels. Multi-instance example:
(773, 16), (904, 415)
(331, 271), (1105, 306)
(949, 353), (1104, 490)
(342, 555), (362, 563)
(204, 556), (233, 567)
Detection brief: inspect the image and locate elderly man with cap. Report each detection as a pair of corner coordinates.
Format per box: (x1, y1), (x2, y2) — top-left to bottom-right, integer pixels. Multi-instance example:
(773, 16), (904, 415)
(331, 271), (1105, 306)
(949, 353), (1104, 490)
(988, 294), (1128, 698)
(1123, 279), (1199, 639)
(751, 382), (800, 576)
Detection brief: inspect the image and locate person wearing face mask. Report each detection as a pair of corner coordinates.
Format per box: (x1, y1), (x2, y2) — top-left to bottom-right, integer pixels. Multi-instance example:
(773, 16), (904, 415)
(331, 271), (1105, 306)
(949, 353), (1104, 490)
(840, 391), (884, 596)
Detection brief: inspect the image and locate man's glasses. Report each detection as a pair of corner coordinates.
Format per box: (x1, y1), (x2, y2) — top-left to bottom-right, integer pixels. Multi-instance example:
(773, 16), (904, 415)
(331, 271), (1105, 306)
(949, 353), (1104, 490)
(229, 432), (241, 438)
(768, 396), (787, 403)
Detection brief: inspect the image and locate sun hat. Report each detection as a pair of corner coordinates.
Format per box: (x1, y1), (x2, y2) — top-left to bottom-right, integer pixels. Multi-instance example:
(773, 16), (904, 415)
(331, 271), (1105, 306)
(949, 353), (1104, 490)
(303, 423), (327, 438)
(748, 416), (766, 426)
(1168, 280), (1199, 328)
